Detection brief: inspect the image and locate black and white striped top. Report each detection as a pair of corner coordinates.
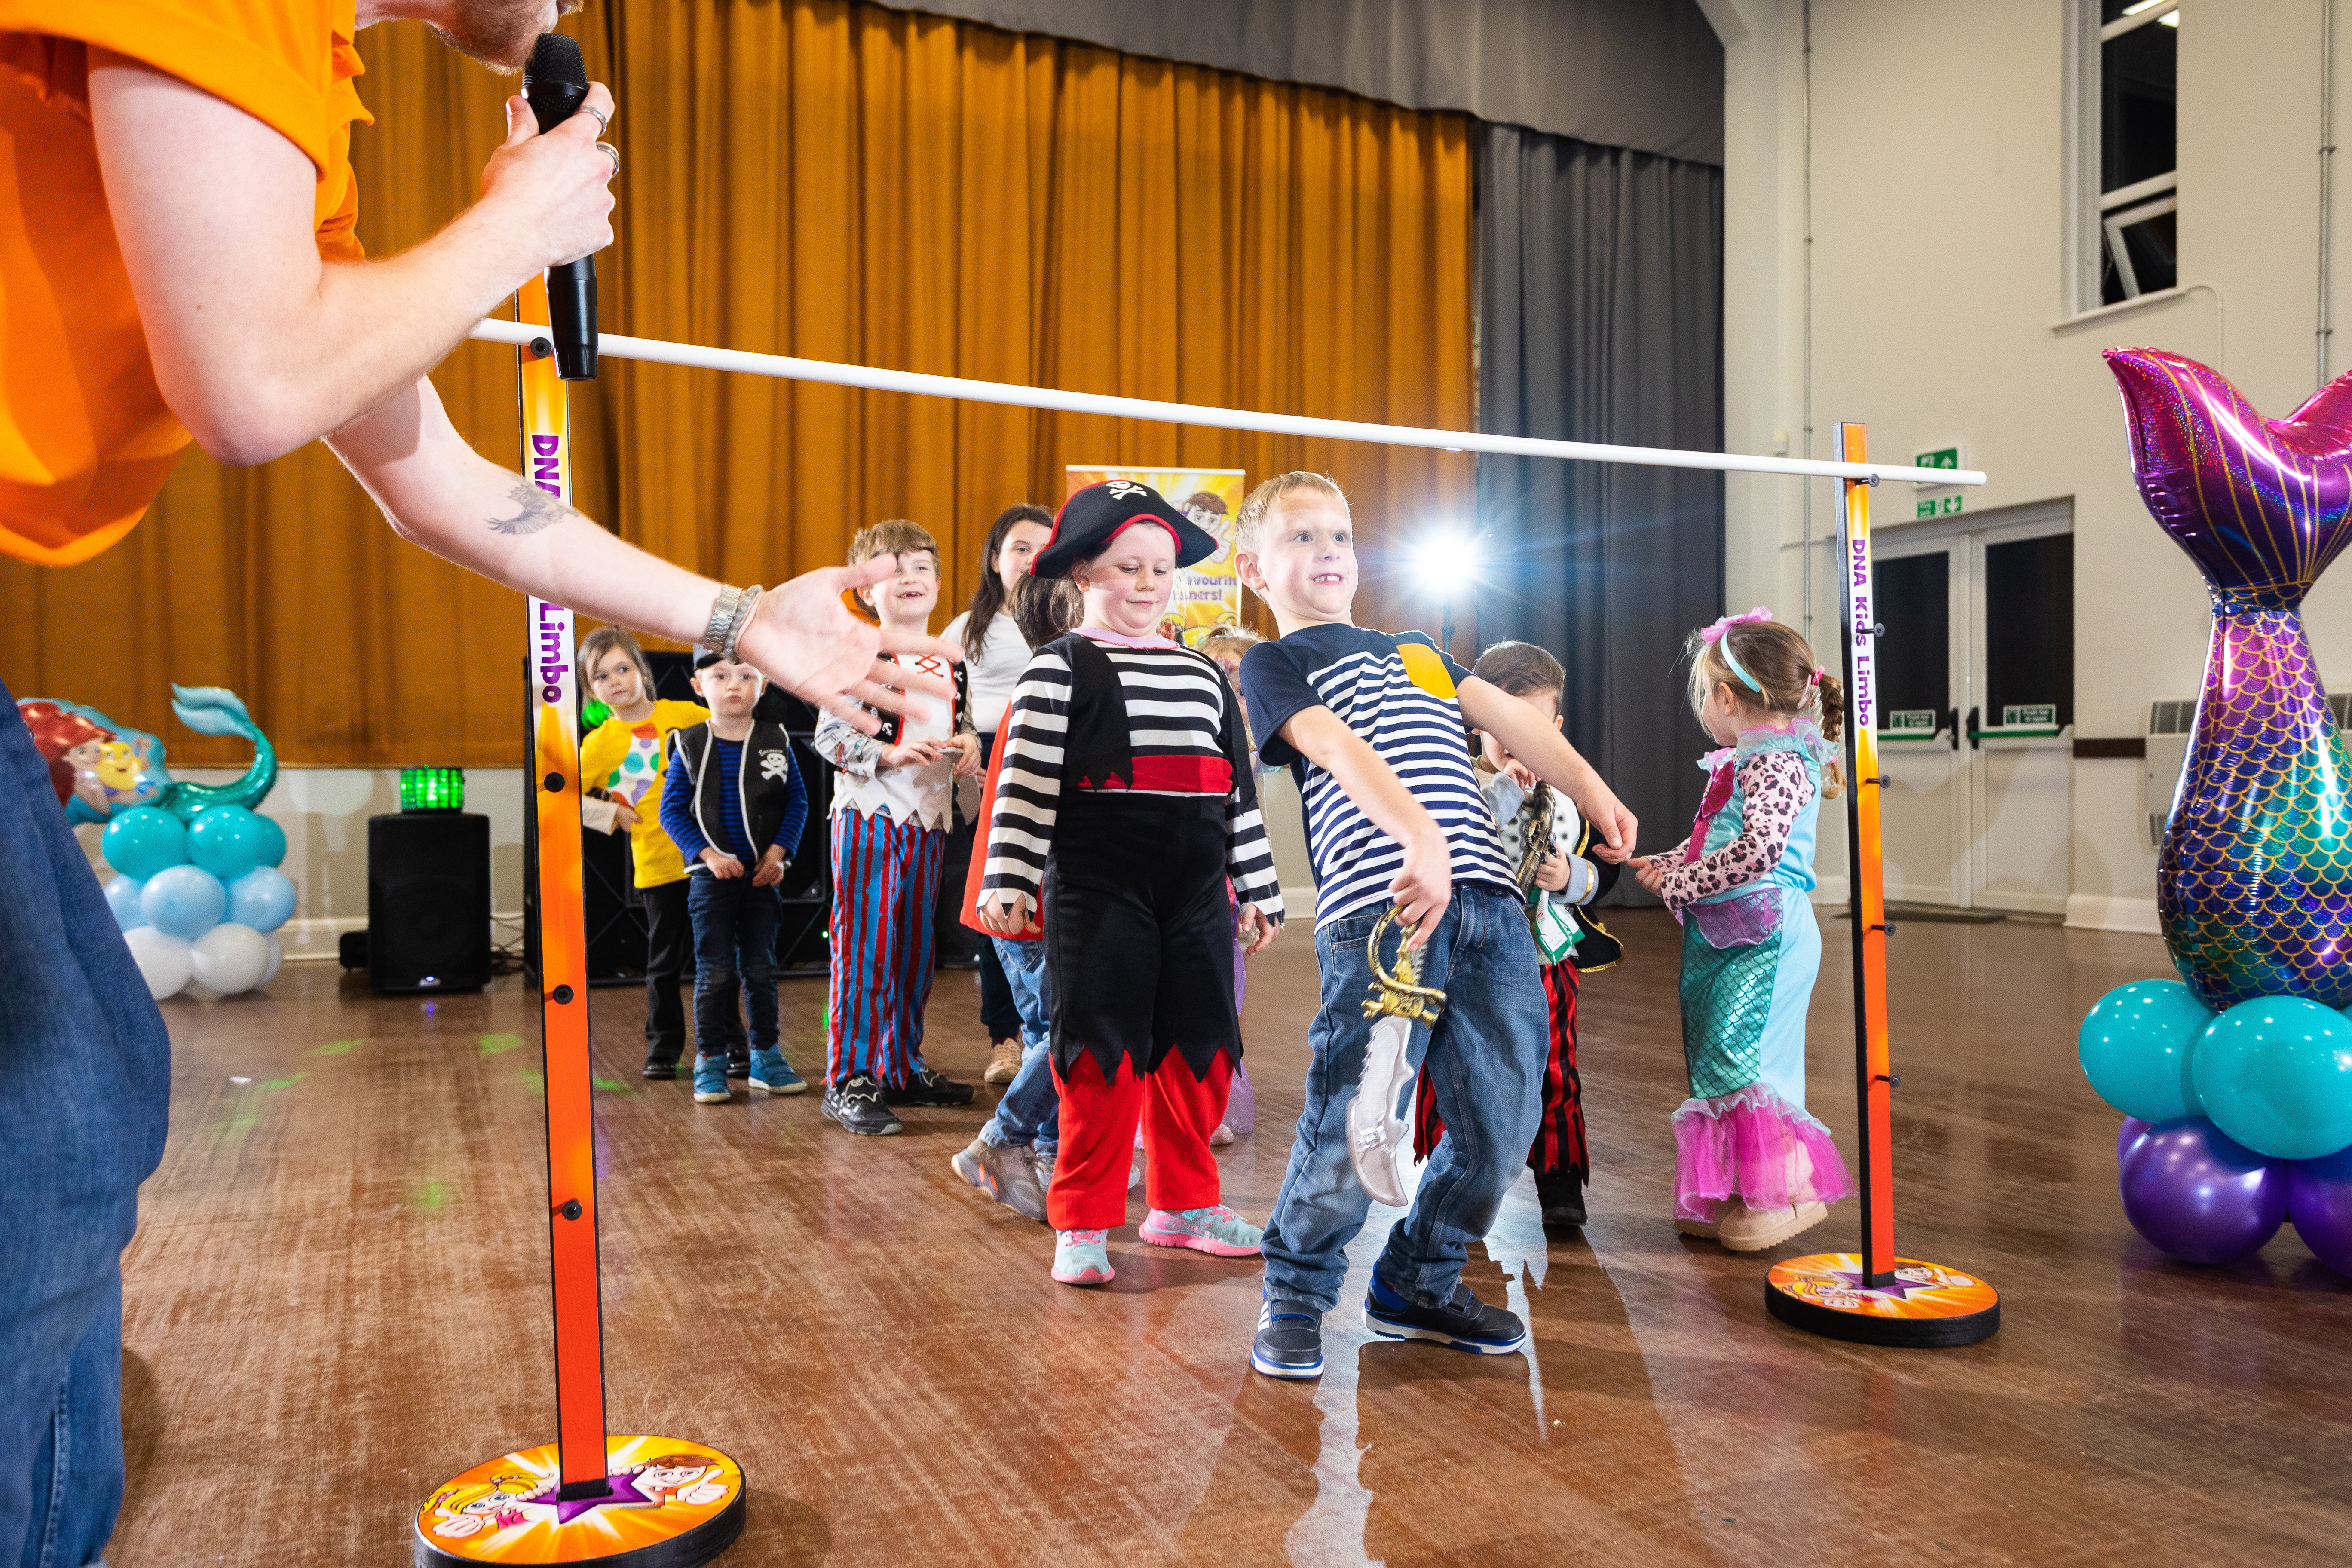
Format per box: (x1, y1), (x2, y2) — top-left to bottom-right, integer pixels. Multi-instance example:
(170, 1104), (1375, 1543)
(1240, 625), (1515, 929)
(983, 634), (1284, 918)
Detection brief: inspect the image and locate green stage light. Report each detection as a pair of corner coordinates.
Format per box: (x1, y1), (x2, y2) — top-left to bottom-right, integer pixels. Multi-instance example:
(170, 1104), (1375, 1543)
(400, 767), (466, 813)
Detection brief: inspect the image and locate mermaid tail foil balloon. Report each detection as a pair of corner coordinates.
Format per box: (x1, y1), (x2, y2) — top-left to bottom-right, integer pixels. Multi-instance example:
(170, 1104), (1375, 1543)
(2105, 349), (2352, 1011)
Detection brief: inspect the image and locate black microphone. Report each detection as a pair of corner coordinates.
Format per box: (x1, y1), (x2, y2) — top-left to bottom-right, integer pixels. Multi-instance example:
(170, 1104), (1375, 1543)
(522, 32), (598, 380)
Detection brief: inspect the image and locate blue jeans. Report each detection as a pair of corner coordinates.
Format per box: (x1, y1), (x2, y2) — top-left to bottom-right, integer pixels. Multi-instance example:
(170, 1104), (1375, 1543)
(2, 685), (170, 1568)
(1259, 885), (1548, 1314)
(979, 937), (1059, 1151)
(687, 874), (781, 1057)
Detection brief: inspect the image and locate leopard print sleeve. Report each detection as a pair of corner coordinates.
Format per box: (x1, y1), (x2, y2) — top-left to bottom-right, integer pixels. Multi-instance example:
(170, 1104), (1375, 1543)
(1654, 750), (1814, 911)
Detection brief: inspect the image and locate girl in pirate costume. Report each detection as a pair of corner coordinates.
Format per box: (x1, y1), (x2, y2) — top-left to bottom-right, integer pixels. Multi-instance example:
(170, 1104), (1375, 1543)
(1632, 610), (1856, 1253)
(978, 481), (1284, 1286)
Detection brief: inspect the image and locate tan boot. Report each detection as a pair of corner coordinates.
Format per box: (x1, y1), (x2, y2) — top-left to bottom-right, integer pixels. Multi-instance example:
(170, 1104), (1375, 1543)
(1718, 1199), (1828, 1253)
(1674, 1213), (1722, 1240)
(983, 1038), (1022, 1085)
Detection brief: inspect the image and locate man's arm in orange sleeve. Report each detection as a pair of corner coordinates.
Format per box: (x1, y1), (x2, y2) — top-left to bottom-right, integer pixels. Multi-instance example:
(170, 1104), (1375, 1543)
(86, 50), (614, 465)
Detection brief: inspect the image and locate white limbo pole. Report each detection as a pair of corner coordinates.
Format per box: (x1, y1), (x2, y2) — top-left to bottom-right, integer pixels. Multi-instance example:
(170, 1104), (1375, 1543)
(466, 318), (1985, 488)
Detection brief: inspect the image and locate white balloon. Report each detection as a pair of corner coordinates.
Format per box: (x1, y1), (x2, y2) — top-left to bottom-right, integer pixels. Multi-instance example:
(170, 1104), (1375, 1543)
(123, 927), (193, 1000)
(190, 922), (272, 995)
(257, 934), (284, 987)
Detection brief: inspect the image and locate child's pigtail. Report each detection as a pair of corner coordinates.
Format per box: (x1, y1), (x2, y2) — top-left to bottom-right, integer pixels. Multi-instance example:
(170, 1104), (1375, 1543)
(1813, 665), (1847, 798)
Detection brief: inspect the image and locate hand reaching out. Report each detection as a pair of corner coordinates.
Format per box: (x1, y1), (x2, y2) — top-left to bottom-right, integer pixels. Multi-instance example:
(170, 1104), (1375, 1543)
(735, 555), (962, 737)
(1631, 855), (1666, 897)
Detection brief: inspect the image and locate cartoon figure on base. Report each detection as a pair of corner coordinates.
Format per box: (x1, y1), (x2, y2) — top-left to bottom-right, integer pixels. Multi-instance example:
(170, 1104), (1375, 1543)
(18, 684), (294, 998)
(2077, 350), (2352, 1276)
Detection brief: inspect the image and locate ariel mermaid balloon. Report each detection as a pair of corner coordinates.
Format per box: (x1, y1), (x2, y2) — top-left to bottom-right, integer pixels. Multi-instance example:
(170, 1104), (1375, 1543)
(2105, 349), (2352, 1011)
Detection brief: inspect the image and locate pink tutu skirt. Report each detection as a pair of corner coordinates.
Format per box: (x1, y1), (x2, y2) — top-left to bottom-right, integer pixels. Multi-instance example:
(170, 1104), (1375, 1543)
(1670, 1082), (1853, 1223)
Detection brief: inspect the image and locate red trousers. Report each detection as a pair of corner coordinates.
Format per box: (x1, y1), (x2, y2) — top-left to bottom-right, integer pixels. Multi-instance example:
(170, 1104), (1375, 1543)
(1047, 1052), (1233, 1231)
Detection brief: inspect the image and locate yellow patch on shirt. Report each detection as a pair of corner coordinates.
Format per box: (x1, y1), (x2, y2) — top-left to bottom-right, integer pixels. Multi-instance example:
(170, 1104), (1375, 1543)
(1396, 640), (1458, 699)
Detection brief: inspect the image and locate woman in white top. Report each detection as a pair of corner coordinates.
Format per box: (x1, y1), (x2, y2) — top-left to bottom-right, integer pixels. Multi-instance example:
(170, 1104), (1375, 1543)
(942, 503), (1056, 1084)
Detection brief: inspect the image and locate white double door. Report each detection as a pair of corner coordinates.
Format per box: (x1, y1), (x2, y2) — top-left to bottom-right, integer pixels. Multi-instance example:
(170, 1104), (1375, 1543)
(1871, 501), (2074, 914)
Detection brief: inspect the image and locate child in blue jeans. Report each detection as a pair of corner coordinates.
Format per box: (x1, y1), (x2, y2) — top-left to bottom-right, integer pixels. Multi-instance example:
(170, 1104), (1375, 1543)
(659, 649), (809, 1104)
(1233, 473), (1636, 1379)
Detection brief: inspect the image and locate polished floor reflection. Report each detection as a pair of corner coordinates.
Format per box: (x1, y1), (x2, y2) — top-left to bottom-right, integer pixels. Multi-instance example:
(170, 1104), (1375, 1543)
(113, 911), (2352, 1565)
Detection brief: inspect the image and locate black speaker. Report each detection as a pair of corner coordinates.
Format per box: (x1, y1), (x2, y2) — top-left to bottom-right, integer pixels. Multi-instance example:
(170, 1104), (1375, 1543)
(368, 812), (492, 993)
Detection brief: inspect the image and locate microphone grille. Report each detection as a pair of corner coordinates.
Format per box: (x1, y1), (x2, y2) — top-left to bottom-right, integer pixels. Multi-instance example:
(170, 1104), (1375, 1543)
(524, 31), (588, 93)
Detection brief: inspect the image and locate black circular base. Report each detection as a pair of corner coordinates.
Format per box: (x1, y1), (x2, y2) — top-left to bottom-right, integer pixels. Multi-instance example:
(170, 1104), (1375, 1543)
(415, 1437), (745, 1567)
(1764, 1253), (2001, 1348)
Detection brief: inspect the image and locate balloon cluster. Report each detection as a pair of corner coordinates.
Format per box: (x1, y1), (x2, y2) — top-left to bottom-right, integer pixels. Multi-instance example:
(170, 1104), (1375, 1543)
(101, 804), (295, 999)
(2080, 980), (2352, 1272)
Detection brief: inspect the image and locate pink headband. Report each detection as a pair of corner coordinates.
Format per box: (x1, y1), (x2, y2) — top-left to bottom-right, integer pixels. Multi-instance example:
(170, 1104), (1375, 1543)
(1698, 606), (1773, 693)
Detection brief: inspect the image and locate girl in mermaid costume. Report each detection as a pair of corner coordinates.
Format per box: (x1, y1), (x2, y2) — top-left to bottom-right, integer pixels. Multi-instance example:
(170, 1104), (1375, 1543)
(1634, 611), (1856, 1253)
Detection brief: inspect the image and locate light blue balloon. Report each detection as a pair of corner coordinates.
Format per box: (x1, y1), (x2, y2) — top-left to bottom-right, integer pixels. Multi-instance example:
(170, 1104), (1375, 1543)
(100, 806), (187, 881)
(2192, 996), (2352, 1160)
(2077, 978), (2212, 1122)
(226, 865), (297, 934)
(104, 874), (146, 932)
(139, 863), (226, 940)
(187, 805), (283, 879)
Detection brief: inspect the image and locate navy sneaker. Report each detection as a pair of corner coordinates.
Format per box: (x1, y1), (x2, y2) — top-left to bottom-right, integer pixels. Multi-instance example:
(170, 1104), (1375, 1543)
(1363, 1272), (1525, 1355)
(1250, 1300), (1325, 1380)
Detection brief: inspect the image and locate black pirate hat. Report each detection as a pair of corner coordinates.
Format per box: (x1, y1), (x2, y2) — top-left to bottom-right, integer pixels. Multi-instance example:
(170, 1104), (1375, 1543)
(1032, 480), (1218, 580)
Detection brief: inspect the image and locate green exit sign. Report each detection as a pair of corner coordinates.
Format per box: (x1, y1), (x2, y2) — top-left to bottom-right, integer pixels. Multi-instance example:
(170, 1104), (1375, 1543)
(2003, 704), (2057, 727)
(1916, 494), (1965, 519)
(1912, 443), (1966, 519)
(1915, 446), (1961, 471)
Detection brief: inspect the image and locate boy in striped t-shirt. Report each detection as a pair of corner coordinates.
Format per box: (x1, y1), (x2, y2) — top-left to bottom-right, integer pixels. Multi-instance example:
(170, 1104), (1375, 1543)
(1234, 473), (1636, 1380)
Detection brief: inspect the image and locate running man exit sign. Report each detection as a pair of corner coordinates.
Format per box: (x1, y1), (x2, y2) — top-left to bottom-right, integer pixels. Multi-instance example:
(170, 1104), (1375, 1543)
(1914, 443), (1966, 519)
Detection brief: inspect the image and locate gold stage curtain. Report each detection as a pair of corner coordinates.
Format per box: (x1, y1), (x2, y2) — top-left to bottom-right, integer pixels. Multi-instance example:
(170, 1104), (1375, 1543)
(0, 2), (1471, 766)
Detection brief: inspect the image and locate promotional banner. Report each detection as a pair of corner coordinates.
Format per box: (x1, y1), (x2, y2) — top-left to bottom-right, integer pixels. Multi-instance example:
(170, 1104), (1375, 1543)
(1065, 467), (1246, 643)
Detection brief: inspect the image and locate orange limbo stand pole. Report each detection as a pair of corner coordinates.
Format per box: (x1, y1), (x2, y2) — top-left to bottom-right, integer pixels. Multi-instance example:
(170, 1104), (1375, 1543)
(1762, 422), (2000, 1348)
(413, 279), (745, 1566)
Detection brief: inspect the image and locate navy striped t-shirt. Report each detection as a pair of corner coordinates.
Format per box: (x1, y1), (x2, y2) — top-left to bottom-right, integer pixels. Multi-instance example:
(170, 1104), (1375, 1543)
(1240, 625), (1515, 929)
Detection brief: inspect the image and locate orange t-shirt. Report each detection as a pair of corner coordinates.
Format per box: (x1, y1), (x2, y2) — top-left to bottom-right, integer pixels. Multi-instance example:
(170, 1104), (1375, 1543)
(0, 0), (370, 566)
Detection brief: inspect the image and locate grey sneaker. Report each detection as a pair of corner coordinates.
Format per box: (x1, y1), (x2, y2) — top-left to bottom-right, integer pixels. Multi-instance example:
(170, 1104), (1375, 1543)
(951, 1136), (1048, 1223)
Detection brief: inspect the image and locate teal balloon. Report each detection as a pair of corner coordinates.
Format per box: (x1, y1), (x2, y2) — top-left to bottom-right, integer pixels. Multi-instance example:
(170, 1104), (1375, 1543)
(187, 805), (282, 879)
(101, 807), (188, 881)
(103, 874), (146, 932)
(226, 866), (296, 934)
(2192, 996), (2352, 1160)
(2077, 979), (2212, 1121)
(139, 864), (226, 940)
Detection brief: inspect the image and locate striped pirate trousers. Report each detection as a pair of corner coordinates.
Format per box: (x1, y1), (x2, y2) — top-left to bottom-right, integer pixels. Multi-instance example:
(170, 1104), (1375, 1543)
(827, 807), (948, 1087)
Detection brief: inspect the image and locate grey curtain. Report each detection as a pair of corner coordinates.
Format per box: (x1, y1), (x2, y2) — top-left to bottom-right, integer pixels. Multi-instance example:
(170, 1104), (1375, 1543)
(869, 0), (1724, 163)
(1475, 122), (1724, 899)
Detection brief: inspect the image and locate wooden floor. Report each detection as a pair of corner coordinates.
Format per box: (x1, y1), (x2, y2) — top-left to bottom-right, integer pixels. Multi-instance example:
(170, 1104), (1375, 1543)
(114, 910), (2351, 1567)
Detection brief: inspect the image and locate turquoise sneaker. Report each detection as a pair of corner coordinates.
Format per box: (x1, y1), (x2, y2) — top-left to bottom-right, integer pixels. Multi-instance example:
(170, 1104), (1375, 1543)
(1139, 1204), (1263, 1257)
(692, 1055), (731, 1104)
(747, 1049), (805, 1096)
(1051, 1228), (1114, 1286)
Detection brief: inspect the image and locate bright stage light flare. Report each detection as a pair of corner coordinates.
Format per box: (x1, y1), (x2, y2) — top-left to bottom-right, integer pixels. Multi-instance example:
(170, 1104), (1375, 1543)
(1415, 533), (1483, 594)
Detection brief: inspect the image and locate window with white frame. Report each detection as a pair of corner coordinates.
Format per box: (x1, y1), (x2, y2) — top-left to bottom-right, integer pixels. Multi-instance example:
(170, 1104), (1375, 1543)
(2071, 1), (2179, 310)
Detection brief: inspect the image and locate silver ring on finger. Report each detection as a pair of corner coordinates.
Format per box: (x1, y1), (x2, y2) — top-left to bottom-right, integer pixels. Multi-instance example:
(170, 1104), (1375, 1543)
(600, 141), (619, 173)
(586, 105), (608, 135)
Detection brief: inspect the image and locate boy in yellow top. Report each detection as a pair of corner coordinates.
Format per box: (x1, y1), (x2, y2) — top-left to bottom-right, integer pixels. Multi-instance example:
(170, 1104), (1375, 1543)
(577, 628), (744, 1081)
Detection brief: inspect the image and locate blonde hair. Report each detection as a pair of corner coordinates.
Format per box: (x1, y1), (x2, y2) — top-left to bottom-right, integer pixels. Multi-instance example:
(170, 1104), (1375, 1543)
(1687, 619), (1846, 796)
(848, 518), (940, 568)
(577, 625), (655, 706)
(1196, 625), (1262, 667)
(1234, 472), (1348, 556)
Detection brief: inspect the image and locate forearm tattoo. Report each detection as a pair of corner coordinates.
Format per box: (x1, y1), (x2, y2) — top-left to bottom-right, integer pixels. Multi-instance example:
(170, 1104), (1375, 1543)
(487, 479), (571, 536)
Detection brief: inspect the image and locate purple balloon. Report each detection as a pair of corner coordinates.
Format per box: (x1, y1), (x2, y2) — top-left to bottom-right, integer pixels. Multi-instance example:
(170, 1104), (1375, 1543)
(2118, 1116), (2155, 1163)
(2119, 1116), (2288, 1265)
(2285, 1143), (2352, 1277)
